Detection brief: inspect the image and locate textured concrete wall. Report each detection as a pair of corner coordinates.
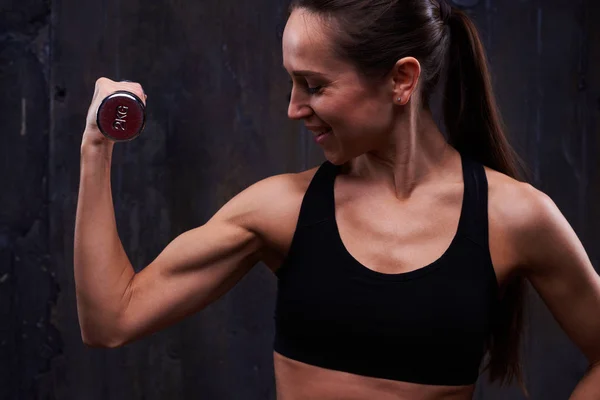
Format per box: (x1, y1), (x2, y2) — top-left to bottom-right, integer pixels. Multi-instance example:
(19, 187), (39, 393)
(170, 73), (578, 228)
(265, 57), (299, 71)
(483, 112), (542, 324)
(0, 0), (598, 399)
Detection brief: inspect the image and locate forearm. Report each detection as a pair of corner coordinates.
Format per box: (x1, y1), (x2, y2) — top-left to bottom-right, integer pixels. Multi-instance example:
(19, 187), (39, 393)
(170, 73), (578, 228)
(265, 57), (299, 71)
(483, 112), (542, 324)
(74, 140), (135, 346)
(570, 363), (600, 399)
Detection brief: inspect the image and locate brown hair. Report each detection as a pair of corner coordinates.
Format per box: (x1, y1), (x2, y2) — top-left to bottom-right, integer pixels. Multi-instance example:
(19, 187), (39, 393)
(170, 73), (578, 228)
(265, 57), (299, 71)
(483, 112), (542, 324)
(289, 0), (530, 390)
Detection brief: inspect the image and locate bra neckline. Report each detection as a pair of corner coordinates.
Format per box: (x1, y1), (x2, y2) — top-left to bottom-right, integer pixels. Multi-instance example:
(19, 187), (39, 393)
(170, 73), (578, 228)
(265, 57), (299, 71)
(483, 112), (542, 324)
(328, 152), (468, 282)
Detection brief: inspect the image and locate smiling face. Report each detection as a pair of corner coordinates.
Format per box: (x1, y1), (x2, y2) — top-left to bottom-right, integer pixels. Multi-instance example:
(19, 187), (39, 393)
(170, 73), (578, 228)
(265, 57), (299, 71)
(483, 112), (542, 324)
(282, 8), (398, 165)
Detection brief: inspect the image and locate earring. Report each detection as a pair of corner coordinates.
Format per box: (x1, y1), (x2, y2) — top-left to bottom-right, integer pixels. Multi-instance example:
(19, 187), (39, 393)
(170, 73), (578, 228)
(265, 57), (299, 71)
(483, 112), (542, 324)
(397, 97), (402, 103)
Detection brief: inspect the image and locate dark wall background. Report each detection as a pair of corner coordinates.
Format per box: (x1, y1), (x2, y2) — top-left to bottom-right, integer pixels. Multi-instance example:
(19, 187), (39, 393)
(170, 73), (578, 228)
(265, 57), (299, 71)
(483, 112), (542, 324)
(0, 0), (598, 399)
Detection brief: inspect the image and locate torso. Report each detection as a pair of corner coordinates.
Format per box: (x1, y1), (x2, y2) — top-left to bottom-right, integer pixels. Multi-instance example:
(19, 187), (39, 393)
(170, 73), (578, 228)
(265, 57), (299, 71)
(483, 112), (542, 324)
(257, 151), (526, 400)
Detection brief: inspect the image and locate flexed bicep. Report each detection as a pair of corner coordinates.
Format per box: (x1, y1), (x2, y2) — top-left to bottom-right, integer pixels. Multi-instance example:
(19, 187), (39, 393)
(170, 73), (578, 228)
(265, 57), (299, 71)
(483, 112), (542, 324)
(116, 217), (263, 347)
(108, 172), (301, 348)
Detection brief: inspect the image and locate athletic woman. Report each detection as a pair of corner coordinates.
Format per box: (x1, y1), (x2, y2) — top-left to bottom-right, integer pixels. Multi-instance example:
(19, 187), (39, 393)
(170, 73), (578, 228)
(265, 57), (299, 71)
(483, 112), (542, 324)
(75, 1), (600, 399)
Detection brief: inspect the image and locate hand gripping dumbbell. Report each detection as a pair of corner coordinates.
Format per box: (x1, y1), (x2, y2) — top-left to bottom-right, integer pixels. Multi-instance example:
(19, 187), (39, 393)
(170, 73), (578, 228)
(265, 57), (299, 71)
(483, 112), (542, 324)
(96, 90), (146, 142)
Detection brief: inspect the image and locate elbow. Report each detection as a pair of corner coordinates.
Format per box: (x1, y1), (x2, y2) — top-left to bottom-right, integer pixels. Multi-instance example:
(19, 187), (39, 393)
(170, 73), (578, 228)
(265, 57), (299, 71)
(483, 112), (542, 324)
(77, 301), (132, 348)
(79, 321), (128, 349)
(81, 333), (125, 349)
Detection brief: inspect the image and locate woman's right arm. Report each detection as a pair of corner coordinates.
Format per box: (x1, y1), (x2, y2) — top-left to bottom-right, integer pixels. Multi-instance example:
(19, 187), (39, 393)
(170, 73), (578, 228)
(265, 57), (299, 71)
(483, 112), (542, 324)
(76, 142), (293, 348)
(74, 78), (287, 348)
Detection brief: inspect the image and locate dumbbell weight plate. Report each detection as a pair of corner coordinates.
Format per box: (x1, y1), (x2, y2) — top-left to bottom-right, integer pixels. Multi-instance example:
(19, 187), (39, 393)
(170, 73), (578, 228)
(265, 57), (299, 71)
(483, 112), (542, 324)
(96, 90), (146, 142)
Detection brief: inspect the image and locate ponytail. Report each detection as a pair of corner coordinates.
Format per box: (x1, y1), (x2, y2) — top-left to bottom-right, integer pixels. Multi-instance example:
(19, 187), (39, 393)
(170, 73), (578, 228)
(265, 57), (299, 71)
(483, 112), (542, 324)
(445, 6), (529, 393)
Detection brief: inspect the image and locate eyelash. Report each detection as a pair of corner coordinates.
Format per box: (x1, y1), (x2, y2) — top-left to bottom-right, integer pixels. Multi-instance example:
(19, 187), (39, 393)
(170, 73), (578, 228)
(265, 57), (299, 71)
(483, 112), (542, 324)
(287, 81), (323, 101)
(306, 86), (323, 94)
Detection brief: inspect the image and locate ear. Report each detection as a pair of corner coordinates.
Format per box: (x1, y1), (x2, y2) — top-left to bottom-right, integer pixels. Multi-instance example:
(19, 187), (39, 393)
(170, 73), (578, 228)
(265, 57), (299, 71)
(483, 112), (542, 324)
(391, 57), (421, 105)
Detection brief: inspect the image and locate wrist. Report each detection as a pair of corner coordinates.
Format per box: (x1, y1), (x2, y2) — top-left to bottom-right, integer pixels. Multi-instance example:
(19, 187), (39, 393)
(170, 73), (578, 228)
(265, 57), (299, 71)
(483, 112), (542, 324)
(81, 131), (114, 152)
(80, 137), (114, 163)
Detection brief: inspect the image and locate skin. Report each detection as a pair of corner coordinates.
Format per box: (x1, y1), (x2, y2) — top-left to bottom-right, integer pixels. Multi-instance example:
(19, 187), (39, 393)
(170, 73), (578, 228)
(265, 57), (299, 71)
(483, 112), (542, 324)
(277, 9), (600, 399)
(74, 7), (600, 400)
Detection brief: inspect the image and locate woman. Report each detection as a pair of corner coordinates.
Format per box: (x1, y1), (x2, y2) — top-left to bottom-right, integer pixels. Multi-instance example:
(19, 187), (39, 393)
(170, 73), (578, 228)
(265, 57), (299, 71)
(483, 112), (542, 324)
(75, 0), (600, 399)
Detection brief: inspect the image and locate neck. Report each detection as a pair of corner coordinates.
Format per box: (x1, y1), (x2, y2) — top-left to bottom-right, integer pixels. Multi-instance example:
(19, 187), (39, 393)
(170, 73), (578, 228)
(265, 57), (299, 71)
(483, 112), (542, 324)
(348, 108), (458, 200)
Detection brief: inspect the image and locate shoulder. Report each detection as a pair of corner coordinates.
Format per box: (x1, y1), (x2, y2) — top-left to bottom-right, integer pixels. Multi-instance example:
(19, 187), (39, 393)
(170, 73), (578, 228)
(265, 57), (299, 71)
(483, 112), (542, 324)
(213, 165), (320, 227)
(243, 165), (319, 229)
(483, 165), (566, 270)
(484, 166), (550, 224)
(211, 164), (321, 265)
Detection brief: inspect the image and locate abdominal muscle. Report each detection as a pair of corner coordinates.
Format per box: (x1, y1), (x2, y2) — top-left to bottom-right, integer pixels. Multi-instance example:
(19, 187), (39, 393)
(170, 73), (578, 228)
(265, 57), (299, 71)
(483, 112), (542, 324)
(273, 351), (475, 400)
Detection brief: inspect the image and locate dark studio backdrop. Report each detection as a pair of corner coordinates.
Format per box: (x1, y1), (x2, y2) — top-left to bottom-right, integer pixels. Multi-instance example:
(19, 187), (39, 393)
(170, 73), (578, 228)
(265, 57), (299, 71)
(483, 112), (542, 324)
(1, 0), (599, 399)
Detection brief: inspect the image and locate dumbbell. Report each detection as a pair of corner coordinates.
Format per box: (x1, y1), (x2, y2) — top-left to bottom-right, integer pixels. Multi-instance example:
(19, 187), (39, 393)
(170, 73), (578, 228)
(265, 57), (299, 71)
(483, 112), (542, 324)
(96, 90), (146, 142)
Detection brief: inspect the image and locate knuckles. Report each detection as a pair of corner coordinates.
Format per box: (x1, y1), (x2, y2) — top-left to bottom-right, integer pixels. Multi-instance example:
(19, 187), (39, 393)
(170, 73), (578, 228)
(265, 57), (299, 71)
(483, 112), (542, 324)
(94, 77), (145, 103)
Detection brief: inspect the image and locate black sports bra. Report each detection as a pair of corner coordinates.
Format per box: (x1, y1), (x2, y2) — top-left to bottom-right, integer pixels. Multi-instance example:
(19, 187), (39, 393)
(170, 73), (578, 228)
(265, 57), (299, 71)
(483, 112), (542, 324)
(273, 153), (499, 385)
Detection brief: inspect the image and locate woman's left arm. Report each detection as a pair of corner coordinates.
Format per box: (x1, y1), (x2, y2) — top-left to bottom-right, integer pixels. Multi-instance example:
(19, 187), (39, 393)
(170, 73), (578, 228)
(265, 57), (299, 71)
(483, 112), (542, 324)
(516, 186), (600, 399)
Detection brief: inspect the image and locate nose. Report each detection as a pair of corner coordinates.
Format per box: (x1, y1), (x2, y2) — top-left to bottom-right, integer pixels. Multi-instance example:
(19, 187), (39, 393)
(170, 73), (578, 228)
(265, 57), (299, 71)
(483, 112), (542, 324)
(287, 90), (313, 120)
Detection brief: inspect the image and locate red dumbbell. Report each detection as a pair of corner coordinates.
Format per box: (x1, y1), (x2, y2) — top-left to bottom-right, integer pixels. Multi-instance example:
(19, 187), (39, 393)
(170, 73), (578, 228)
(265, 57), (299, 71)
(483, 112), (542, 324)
(96, 90), (146, 142)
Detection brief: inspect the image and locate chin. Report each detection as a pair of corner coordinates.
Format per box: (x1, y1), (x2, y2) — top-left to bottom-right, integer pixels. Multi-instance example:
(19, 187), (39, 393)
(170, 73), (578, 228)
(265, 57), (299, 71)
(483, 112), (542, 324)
(323, 151), (351, 167)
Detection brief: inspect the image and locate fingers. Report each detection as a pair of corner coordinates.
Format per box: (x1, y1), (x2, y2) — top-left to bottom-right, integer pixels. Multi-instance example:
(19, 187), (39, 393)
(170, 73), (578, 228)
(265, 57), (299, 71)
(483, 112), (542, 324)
(94, 77), (147, 106)
(88, 77), (148, 142)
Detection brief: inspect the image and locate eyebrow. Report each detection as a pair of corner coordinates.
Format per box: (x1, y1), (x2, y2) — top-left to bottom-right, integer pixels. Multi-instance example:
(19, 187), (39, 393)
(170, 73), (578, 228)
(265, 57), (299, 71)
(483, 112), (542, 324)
(285, 68), (327, 78)
(293, 70), (324, 76)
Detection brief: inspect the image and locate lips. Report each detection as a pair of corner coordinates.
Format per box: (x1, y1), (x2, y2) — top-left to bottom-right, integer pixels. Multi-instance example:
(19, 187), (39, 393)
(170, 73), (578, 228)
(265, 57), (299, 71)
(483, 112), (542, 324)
(315, 128), (332, 137)
(306, 125), (333, 137)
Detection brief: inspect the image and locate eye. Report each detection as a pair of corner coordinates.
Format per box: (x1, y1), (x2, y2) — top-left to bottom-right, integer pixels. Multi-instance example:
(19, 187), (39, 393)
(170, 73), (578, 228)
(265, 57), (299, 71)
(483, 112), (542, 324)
(286, 79), (323, 102)
(305, 85), (323, 95)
